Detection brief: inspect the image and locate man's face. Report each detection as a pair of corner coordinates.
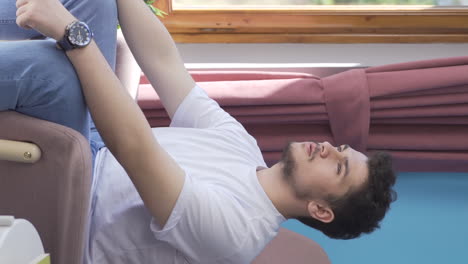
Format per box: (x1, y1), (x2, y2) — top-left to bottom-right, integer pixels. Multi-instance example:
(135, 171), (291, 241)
(281, 141), (369, 201)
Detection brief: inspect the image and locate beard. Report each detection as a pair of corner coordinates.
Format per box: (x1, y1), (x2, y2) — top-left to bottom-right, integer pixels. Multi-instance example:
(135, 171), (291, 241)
(281, 142), (296, 181)
(280, 142), (308, 199)
(280, 141), (320, 200)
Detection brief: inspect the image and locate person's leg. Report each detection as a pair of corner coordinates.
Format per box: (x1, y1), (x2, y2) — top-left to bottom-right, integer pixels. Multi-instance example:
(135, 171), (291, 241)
(0, 0), (118, 139)
(0, 40), (91, 138)
(1, 0), (118, 67)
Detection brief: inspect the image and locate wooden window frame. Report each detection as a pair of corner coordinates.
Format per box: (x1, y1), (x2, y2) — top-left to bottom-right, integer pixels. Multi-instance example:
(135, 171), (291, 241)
(153, 1), (468, 43)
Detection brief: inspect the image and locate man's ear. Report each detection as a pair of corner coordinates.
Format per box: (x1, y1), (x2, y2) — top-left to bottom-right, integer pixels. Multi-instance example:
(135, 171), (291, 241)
(307, 201), (334, 223)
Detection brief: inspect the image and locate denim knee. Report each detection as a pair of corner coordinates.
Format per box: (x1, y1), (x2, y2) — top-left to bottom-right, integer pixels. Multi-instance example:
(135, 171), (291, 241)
(16, 40), (84, 109)
(11, 40), (90, 138)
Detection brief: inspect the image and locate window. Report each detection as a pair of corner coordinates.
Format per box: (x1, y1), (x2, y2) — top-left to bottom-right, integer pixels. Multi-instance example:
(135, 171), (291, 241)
(154, 0), (468, 43)
(173, 0), (463, 6)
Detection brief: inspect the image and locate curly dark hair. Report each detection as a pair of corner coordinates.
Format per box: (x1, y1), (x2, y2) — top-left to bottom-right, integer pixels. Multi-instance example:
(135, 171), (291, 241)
(297, 151), (397, 240)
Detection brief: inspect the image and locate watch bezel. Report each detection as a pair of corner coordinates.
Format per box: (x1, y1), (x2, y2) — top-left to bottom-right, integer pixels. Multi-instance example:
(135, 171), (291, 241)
(66, 21), (93, 48)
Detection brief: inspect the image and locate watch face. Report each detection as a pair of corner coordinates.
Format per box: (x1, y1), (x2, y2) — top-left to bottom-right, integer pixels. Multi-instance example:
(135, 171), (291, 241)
(68, 22), (92, 47)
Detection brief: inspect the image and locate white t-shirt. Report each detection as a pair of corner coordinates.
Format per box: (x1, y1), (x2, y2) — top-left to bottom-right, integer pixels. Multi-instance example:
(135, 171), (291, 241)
(85, 86), (286, 264)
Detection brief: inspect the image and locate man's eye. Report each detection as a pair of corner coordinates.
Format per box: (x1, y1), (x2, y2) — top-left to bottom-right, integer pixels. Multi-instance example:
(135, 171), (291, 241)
(336, 146), (341, 152)
(337, 163), (342, 174)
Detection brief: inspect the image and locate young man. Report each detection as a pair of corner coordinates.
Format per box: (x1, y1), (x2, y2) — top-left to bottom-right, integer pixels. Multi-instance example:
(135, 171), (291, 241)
(3, 0), (396, 262)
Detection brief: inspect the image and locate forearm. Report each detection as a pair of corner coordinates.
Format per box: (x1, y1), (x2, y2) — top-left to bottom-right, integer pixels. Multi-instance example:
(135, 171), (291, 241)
(66, 41), (153, 168)
(17, 0), (184, 227)
(116, 0), (194, 118)
(66, 41), (184, 226)
(117, 0), (175, 65)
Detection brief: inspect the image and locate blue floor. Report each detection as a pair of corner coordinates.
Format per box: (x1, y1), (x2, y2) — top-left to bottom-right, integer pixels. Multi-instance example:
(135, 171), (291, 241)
(282, 172), (468, 264)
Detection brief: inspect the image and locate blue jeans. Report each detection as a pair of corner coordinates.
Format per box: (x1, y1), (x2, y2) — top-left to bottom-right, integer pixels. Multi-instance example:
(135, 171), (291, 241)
(0, 0), (118, 163)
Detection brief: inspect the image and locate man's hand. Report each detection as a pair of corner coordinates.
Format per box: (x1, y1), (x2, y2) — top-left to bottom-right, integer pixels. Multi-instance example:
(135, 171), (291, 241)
(16, 0), (76, 41)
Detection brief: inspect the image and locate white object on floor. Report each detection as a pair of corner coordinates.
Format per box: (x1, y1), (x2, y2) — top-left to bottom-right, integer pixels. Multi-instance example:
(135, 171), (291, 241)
(0, 216), (45, 264)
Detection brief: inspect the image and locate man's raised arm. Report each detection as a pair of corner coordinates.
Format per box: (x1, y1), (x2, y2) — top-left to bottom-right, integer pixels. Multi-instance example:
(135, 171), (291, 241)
(16, 0), (185, 227)
(117, 0), (196, 119)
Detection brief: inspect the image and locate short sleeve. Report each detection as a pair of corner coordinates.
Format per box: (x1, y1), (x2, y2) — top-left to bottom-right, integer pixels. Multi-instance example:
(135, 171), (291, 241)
(150, 174), (252, 263)
(170, 85), (243, 131)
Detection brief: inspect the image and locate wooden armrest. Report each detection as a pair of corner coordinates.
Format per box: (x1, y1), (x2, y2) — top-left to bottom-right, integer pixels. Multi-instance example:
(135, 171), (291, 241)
(0, 139), (42, 163)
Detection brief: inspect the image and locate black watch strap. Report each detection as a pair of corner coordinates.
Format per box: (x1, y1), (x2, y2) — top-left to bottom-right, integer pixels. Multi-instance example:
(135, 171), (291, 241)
(56, 37), (74, 51)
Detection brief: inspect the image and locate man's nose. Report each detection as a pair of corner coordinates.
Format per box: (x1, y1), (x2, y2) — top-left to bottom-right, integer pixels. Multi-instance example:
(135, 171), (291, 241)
(320, 141), (341, 159)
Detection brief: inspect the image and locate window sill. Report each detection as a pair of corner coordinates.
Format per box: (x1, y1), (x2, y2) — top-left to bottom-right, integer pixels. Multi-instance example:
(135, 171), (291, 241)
(154, 2), (468, 43)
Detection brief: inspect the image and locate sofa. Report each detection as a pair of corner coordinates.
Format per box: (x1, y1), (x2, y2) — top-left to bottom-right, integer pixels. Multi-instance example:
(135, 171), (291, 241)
(138, 57), (468, 172)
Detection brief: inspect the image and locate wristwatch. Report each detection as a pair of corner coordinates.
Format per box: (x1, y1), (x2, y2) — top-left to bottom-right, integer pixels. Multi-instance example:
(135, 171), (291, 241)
(56, 21), (93, 51)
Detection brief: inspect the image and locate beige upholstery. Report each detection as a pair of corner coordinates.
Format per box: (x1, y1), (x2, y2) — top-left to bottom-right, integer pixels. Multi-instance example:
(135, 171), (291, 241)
(0, 139), (42, 163)
(0, 35), (330, 264)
